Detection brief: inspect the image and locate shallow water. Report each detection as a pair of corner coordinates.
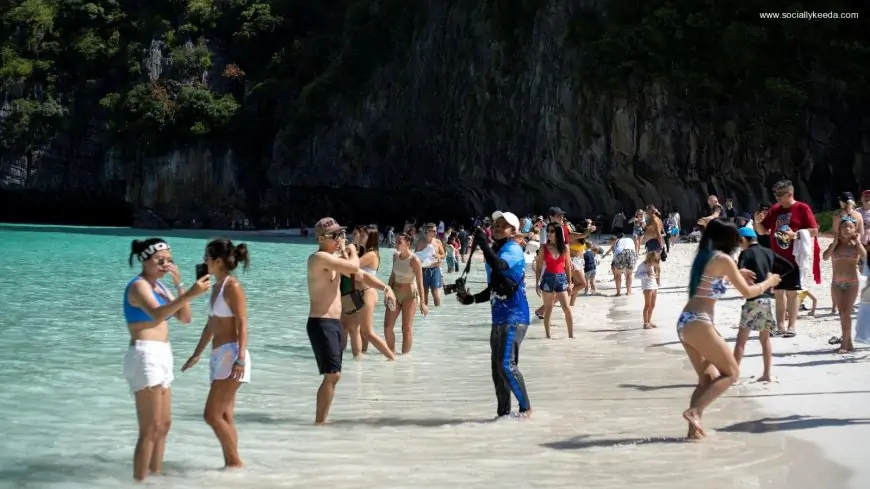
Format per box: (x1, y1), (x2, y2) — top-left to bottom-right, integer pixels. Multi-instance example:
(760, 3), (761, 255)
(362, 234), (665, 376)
(0, 225), (846, 488)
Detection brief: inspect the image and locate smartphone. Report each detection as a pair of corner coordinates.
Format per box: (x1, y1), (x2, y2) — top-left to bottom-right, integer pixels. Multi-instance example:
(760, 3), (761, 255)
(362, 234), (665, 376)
(195, 263), (208, 280)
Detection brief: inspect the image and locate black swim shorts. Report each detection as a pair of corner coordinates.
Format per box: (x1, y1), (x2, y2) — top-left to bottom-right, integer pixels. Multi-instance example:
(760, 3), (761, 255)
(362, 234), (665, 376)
(306, 317), (343, 374)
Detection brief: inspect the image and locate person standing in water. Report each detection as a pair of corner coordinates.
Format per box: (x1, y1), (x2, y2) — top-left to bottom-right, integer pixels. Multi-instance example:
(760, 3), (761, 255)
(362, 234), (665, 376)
(415, 223), (446, 307)
(182, 238), (252, 468)
(384, 232), (428, 354)
(306, 218), (361, 424)
(123, 238), (211, 481)
(457, 211), (532, 418)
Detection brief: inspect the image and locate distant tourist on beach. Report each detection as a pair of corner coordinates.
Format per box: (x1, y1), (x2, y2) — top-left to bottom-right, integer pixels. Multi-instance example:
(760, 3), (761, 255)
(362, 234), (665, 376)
(457, 211), (532, 418)
(601, 233), (637, 296)
(732, 227), (778, 382)
(123, 238), (211, 481)
(822, 216), (866, 353)
(862, 190), (870, 250)
(753, 179), (819, 338)
(181, 238), (251, 469)
(306, 218), (360, 424)
(678, 219), (780, 439)
(415, 223), (446, 307)
(697, 195), (725, 230)
(635, 251), (660, 329)
(628, 209), (645, 254)
(582, 245), (600, 294)
(534, 207), (570, 319)
(384, 232), (427, 354)
(854, 261), (870, 344)
(344, 226), (396, 360)
(535, 221), (574, 339)
(642, 205), (665, 256)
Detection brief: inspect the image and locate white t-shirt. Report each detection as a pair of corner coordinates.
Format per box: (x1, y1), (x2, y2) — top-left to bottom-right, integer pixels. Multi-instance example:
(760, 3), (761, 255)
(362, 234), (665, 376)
(437, 221), (445, 234)
(613, 237), (635, 255)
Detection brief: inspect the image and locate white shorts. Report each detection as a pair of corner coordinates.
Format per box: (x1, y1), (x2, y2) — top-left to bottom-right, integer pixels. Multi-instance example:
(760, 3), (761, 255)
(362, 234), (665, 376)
(124, 340), (174, 393)
(210, 342), (251, 383)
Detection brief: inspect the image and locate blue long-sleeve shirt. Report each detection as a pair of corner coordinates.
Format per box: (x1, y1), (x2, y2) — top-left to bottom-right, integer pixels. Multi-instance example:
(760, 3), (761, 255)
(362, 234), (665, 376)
(483, 240), (530, 325)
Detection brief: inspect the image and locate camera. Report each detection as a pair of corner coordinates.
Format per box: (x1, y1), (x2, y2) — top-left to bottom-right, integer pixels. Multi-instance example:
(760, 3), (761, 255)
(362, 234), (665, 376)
(444, 277), (467, 295)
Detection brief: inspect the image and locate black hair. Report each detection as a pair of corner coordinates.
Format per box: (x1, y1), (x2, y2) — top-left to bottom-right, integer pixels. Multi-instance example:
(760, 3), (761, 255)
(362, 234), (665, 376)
(689, 219), (739, 296)
(129, 238), (167, 267)
(206, 238), (250, 272)
(546, 222), (566, 251)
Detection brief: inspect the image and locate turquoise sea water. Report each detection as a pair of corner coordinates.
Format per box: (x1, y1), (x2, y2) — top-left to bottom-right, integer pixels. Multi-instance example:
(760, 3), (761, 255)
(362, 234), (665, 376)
(0, 224), (840, 489)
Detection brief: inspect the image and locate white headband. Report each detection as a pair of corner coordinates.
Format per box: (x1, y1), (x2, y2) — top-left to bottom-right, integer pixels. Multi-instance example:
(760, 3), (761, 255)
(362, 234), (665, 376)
(140, 242), (170, 261)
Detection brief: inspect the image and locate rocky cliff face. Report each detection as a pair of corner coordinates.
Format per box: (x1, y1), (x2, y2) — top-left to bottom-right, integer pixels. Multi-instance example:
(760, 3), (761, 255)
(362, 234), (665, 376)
(2, 0), (868, 227)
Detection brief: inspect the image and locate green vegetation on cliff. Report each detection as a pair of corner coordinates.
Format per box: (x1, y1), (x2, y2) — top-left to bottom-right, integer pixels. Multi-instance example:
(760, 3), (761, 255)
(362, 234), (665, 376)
(0, 0), (420, 165)
(1, 0), (868, 180)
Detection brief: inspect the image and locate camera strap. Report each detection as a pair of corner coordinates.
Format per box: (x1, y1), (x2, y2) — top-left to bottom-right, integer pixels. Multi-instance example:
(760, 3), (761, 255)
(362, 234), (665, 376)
(458, 242), (477, 282)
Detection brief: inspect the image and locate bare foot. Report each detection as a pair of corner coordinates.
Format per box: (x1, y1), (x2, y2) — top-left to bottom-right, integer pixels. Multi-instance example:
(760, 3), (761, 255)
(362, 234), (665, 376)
(755, 375), (772, 383)
(682, 408), (705, 437)
(223, 462), (245, 470)
(837, 346), (854, 354)
(643, 323), (654, 330)
(650, 323), (658, 328)
(314, 420), (331, 426)
(519, 409), (533, 419)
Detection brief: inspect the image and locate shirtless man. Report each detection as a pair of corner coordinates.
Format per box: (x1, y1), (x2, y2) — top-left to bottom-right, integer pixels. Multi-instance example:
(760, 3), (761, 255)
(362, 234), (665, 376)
(416, 223), (447, 306)
(642, 205), (664, 254)
(307, 217), (361, 424)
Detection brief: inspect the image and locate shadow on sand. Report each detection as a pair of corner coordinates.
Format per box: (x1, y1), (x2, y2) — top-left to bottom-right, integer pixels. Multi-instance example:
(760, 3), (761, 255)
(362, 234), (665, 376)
(718, 414), (870, 434)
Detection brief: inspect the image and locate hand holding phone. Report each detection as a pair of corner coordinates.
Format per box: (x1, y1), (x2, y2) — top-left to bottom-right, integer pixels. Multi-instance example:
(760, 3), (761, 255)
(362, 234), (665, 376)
(195, 263), (208, 280)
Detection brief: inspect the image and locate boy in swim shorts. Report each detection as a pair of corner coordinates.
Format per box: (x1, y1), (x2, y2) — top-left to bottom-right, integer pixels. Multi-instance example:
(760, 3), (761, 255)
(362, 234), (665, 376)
(732, 227), (776, 382)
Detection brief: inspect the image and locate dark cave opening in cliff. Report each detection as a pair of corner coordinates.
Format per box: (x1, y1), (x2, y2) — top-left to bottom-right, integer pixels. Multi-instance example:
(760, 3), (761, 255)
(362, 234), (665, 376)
(0, 190), (134, 226)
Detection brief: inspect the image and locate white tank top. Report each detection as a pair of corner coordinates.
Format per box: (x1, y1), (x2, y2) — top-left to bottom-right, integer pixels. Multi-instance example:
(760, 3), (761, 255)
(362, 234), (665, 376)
(208, 277), (234, 318)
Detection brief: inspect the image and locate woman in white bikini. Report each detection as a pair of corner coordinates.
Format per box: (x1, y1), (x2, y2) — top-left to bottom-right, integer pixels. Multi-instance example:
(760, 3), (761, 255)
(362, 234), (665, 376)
(340, 227), (396, 359)
(182, 238), (251, 468)
(123, 238), (210, 481)
(677, 219), (780, 439)
(385, 232), (428, 353)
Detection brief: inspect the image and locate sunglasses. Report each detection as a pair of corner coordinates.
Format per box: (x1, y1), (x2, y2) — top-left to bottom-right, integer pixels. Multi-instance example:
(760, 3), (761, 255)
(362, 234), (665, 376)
(323, 231), (346, 240)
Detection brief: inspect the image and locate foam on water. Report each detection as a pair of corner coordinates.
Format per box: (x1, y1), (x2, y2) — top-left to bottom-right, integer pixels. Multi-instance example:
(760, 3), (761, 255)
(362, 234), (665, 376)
(0, 226), (846, 488)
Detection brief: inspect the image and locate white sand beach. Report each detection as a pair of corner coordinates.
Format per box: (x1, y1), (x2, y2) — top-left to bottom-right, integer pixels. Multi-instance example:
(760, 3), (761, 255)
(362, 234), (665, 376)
(558, 235), (869, 488)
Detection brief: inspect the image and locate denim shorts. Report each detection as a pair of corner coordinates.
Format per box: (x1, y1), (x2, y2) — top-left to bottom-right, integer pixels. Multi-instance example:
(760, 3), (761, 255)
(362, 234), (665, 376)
(540, 272), (568, 293)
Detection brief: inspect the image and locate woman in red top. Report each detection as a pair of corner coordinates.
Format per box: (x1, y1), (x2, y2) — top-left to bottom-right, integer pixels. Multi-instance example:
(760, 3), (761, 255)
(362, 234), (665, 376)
(534, 223), (574, 339)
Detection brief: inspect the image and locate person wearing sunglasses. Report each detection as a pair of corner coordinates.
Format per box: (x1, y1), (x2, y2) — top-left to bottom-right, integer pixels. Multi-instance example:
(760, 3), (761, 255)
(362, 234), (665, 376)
(753, 179), (819, 337)
(306, 218), (362, 424)
(123, 238), (211, 481)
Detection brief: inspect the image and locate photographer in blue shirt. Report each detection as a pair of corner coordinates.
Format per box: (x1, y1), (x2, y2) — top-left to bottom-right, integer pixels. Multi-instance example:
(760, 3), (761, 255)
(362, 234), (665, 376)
(457, 211), (532, 418)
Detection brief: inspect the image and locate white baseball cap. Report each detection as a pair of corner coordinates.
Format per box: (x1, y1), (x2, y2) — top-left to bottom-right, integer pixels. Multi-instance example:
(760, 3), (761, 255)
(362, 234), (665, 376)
(491, 211), (520, 230)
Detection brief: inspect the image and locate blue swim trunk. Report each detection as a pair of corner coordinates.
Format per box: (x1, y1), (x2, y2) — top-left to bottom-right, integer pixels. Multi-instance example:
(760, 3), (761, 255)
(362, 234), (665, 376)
(422, 267), (443, 289)
(540, 271), (568, 293)
(645, 240), (662, 252)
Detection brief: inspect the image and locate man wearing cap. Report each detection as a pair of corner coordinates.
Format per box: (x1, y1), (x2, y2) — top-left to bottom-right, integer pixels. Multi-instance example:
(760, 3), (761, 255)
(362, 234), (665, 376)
(753, 180), (818, 337)
(307, 217), (361, 424)
(456, 210), (532, 418)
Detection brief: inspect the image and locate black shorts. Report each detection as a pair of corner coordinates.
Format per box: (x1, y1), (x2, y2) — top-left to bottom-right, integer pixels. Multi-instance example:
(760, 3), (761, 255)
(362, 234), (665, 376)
(306, 317), (343, 374)
(775, 267), (802, 291)
(758, 235), (770, 248)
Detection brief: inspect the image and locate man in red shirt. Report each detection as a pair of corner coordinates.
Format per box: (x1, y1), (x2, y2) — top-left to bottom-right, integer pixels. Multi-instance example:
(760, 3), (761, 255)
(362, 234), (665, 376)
(754, 179), (818, 337)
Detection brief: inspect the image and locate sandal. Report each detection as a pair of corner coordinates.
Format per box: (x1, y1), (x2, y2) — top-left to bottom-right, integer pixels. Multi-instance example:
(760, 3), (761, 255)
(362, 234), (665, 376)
(783, 329), (796, 338)
(828, 336), (842, 345)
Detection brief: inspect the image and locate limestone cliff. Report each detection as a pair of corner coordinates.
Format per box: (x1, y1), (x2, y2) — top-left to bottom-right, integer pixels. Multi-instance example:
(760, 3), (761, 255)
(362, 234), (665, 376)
(1, 0), (868, 227)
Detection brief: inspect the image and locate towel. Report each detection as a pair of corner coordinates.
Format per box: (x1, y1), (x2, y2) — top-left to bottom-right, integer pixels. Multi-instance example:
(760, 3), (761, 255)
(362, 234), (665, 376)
(793, 229), (821, 285)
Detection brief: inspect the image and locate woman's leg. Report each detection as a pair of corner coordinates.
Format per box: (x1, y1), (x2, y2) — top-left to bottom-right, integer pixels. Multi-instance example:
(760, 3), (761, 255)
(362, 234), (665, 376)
(340, 315), (363, 357)
(758, 329), (772, 381)
(383, 301), (401, 352)
(132, 387), (164, 481)
(400, 296), (417, 354)
(612, 267), (622, 296)
(649, 290), (658, 325)
(681, 343), (718, 439)
(569, 270), (583, 306)
(555, 291), (574, 338)
(149, 387), (172, 474)
(542, 291), (556, 338)
(624, 270), (633, 295)
(681, 322), (740, 435)
(204, 379), (244, 467)
(359, 290), (396, 360)
(838, 285), (859, 352)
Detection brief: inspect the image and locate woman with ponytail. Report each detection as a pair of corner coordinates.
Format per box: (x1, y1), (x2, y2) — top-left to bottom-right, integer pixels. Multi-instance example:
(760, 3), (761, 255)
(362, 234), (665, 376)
(123, 238), (211, 481)
(182, 238), (252, 468)
(677, 219), (781, 439)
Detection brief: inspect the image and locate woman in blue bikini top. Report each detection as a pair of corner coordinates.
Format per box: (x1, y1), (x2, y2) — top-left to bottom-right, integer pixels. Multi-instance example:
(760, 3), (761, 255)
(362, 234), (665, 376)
(677, 219), (781, 440)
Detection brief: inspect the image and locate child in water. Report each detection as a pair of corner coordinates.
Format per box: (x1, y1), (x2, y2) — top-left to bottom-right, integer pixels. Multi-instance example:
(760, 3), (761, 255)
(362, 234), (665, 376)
(635, 251), (660, 329)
